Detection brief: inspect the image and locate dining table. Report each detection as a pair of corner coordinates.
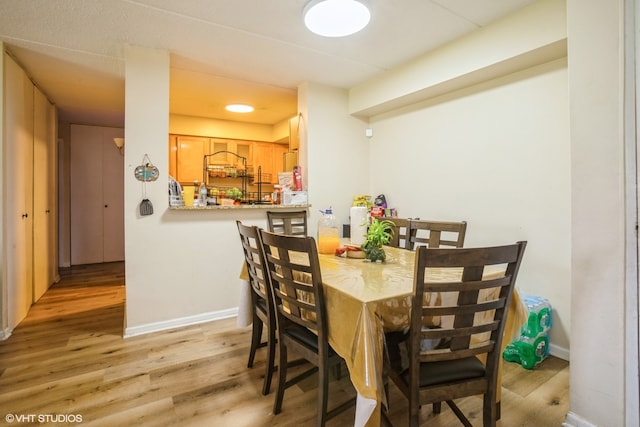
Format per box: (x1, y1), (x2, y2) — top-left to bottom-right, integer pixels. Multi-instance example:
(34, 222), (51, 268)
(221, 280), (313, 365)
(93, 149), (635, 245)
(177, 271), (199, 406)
(238, 240), (528, 427)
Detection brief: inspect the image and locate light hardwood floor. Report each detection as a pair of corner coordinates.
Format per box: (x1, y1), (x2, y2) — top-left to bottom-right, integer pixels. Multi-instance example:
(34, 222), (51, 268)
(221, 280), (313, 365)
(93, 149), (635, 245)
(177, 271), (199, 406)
(0, 262), (569, 426)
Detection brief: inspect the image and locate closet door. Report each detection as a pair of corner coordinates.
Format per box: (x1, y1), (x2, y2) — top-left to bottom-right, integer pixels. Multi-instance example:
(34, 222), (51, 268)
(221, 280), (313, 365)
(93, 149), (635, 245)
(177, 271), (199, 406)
(33, 86), (51, 301)
(47, 102), (59, 283)
(4, 53), (34, 327)
(70, 124), (124, 265)
(70, 125), (104, 265)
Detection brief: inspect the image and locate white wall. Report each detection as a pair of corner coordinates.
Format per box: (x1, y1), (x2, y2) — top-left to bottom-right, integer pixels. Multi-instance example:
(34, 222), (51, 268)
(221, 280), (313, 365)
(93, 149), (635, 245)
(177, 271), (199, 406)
(368, 58), (571, 354)
(566, 0), (628, 426)
(123, 46), (277, 335)
(301, 82), (371, 237)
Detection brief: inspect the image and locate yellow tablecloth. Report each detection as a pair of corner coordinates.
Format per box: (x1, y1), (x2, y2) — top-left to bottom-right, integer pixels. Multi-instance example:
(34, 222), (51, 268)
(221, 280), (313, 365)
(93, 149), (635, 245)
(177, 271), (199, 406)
(239, 243), (527, 427)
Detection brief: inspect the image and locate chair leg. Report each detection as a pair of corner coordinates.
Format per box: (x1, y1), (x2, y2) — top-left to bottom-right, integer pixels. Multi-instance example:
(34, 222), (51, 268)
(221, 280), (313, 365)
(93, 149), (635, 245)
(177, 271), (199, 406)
(483, 394), (498, 427)
(409, 397), (420, 427)
(317, 360), (330, 427)
(273, 341), (287, 415)
(248, 316), (263, 368)
(262, 323), (276, 395)
(433, 402), (441, 414)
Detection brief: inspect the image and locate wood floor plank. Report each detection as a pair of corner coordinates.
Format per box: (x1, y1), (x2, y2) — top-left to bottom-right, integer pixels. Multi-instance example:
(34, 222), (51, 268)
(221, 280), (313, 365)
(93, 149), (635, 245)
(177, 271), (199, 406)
(0, 262), (570, 426)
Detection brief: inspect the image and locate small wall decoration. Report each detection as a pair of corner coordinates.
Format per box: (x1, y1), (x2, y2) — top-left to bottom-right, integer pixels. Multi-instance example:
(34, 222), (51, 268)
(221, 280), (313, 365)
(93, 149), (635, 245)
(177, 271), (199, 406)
(134, 154), (159, 182)
(136, 154), (158, 216)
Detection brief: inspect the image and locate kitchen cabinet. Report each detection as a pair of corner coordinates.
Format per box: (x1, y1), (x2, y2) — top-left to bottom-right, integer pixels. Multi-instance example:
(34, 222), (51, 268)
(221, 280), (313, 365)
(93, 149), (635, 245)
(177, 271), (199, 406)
(70, 125), (124, 265)
(170, 135), (254, 184)
(253, 142), (289, 184)
(252, 142), (273, 183)
(208, 138), (253, 167)
(176, 135), (209, 183)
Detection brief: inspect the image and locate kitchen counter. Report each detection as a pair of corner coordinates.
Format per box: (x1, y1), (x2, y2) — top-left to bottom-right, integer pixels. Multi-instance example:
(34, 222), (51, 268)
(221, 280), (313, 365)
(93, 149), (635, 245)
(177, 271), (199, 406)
(168, 203), (311, 211)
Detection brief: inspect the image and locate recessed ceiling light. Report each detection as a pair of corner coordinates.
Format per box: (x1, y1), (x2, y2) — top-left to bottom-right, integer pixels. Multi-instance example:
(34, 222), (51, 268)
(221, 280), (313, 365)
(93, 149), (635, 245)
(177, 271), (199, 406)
(226, 104), (254, 113)
(304, 0), (371, 38)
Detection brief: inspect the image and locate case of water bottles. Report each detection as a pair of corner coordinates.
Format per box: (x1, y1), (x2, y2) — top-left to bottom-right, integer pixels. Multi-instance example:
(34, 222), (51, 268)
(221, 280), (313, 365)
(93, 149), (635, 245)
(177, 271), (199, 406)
(503, 293), (552, 370)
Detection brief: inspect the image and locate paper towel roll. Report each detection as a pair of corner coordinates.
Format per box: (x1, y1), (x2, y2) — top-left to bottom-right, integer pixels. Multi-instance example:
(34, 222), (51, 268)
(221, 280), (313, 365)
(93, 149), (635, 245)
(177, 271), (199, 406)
(350, 206), (368, 246)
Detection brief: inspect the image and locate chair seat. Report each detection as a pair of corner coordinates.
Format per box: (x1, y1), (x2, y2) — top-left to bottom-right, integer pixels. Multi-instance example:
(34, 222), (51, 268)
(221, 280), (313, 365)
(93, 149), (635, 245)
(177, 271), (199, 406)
(284, 323), (338, 356)
(399, 357), (485, 387)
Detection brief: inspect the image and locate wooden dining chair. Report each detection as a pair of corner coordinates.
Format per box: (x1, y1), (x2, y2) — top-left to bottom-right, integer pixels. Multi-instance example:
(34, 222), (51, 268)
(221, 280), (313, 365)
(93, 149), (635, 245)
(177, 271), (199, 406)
(258, 229), (356, 427)
(386, 241), (527, 427)
(407, 219), (467, 250)
(384, 217), (411, 249)
(267, 210), (308, 236)
(236, 221), (277, 395)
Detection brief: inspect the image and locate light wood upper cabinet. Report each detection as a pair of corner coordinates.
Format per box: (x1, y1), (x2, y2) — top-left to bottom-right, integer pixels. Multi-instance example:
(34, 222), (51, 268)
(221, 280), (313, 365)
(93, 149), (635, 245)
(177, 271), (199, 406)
(253, 142), (289, 184)
(235, 141), (252, 165)
(169, 134), (284, 185)
(176, 135), (209, 184)
(208, 138), (252, 167)
(252, 142), (273, 183)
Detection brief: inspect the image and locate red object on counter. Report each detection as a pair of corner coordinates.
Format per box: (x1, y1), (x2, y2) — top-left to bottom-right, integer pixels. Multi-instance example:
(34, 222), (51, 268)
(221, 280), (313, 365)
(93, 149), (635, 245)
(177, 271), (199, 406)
(294, 166), (303, 191)
(370, 206), (384, 218)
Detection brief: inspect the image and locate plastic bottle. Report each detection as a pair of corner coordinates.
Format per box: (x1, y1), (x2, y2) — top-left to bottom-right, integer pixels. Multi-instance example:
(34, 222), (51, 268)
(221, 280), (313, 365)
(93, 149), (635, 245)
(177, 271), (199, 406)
(521, 294), (552, 338)
(503, 333), (549, 370)
(272, 185), (281, 205)
(503, 293), (552, 369)
(198, 182), (208, 207)
(317, 208), (340, 254)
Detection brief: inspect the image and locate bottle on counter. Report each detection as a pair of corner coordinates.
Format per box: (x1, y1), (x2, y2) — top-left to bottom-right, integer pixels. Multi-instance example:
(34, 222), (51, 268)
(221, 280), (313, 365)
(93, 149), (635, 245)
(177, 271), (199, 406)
(317, 208), (340, 254)
(272, 185), (281, 205)
(198, 181), (207, 206)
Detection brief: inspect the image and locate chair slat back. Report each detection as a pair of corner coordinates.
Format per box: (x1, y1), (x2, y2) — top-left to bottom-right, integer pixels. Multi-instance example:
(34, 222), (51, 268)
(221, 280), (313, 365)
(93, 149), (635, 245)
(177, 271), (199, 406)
(385, 217), (411, 249)
(267, 210), (308, 236)
(410, 242), (527, 368)
(408, 219), (467, 249)
(259, 230), (327, 338)
(237, 221), (269, 305)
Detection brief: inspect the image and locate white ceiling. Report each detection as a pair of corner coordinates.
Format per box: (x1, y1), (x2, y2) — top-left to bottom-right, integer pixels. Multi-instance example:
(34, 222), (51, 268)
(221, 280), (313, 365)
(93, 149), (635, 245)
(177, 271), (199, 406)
(0, 0), (537, 127)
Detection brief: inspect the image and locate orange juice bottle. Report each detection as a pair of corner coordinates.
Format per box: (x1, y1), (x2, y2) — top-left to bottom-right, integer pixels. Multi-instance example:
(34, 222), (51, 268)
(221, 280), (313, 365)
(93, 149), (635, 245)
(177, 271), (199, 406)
(317, 208), (340, 254)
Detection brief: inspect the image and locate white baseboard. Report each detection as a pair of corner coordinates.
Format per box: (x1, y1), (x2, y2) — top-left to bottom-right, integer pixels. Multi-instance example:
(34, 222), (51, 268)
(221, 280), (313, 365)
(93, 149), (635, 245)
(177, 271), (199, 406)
(563, 411), (598, 427)
(549, 343), (570, 361)
(123, 307), (238, 338)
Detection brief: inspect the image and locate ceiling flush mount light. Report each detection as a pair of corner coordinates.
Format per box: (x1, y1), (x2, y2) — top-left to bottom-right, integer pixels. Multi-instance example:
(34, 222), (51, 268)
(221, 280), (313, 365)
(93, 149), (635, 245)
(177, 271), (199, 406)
(304, 0), (370, 37)
(226, 104), (254, 113)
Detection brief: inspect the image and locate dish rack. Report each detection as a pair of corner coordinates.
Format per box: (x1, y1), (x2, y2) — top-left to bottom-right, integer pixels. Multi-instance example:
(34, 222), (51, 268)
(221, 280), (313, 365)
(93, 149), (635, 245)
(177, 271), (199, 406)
(203, 151), (248, 202)
(202, 153), (273, 205)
